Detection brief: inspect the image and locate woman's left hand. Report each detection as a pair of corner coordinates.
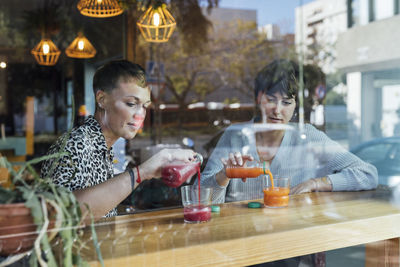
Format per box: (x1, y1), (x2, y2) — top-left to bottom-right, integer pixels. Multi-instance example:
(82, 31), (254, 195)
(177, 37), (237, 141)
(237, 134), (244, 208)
(290, 177), (333, 194)
(290, 179), (317, 194)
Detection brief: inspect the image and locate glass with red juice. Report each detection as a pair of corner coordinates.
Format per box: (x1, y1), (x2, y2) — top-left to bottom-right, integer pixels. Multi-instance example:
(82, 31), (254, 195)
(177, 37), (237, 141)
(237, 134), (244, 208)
(181, 185), (212, 223)
(161, 154), (203, 188)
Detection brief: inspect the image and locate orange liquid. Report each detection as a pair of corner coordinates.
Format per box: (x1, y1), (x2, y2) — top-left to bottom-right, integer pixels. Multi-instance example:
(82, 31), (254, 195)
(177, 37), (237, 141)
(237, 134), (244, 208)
(266, 169), (274, 188)
(263, 187), (290, 207)
(226, 167), (264, 178)
(225, 167), (274, 188)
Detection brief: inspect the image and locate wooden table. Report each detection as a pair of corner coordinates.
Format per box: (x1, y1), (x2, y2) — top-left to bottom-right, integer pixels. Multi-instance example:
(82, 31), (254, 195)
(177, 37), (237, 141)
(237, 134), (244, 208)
(82, 187), (400, 266)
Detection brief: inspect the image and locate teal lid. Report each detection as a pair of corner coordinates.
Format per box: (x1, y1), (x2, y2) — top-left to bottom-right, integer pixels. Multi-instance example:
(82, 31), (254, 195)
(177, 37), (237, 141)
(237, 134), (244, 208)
(211, 205), (220, 213)
(248, 202), (262, 208)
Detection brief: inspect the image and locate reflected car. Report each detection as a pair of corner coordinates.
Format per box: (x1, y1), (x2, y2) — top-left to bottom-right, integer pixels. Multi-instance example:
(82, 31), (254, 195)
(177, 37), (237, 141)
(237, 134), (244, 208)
(350, 137), (400, 187)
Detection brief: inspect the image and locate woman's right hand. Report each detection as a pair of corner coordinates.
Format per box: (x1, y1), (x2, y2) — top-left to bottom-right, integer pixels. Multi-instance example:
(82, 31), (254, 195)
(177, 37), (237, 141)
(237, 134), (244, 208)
(221, 152), (254, 183)
(139, 148), (197, 180)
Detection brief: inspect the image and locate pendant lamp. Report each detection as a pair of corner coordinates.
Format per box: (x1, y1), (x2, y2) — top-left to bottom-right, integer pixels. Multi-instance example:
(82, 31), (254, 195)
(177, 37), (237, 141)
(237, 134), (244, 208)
(137, 4), (176, 43)
(31, 38), (61, 66)
(77, 0), (123, 18)
(65, 33), (97, 58)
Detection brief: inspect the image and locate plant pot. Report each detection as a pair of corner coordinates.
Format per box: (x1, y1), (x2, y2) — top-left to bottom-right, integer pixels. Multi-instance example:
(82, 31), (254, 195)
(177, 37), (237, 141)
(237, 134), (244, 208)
(0, 202), (37, 256)
(0, 167), (9, 186)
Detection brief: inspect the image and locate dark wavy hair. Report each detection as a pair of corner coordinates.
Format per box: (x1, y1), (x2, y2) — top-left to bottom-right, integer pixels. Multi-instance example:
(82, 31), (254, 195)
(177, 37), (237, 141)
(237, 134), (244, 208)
(254, 59), (300, 102)
(254, 59), (303, 122)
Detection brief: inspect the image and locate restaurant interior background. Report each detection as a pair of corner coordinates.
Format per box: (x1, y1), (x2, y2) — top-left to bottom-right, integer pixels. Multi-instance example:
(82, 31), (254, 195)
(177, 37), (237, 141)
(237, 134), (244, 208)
(1, 0), (400, 265)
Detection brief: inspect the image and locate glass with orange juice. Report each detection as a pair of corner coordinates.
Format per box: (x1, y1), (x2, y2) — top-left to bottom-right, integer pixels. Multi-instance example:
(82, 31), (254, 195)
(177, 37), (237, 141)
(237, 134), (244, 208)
(263, 177), (290, 208)
(225, 161), (290, 207)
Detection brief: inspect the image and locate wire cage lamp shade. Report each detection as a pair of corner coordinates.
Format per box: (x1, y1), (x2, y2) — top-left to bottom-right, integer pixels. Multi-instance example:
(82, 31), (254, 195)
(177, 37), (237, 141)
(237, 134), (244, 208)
(137, 4), (176, 43)
(31, 38), (61, 66)
(65, 34), (97, 58)
(77, 0), (123, 18)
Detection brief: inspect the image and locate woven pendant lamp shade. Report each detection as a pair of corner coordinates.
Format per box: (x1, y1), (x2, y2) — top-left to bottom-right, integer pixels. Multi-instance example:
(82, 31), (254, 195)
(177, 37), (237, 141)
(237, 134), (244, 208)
(31, 38), (61, 66)
(66, 34), (97, 58)
(77, 0), (123, 18)
(137, 4), (176, 43)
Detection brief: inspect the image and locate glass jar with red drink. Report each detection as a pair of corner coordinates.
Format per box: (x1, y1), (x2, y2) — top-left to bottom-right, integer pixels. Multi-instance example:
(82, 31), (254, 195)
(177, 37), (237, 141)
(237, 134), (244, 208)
(161, 153), (203, 188)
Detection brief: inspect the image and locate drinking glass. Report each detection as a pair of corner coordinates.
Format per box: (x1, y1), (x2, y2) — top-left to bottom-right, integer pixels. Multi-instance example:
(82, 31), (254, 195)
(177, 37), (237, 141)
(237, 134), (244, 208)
(263, 177), (290, 208)
(180, 185), (212, 223)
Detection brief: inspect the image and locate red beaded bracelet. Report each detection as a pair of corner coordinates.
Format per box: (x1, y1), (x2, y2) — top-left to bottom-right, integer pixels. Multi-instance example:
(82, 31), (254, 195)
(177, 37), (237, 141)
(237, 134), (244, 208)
(136, 165), (141, 184)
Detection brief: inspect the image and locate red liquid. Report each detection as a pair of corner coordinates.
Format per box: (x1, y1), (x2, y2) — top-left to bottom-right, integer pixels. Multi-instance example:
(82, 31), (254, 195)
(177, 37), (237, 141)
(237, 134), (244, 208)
(181, 163), (212, 223)
(183, 205), (211, 222)
(198, 168), (201, 204)
(161, 161), (200, 188)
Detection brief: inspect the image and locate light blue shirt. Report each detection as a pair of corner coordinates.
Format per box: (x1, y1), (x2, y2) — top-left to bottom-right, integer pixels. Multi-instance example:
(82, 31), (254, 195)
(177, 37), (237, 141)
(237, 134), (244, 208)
(198, 122), (378, 204)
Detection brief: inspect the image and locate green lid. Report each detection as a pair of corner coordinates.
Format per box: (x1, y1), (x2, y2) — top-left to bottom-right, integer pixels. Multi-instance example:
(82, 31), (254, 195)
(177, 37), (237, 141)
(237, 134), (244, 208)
(248, 202), (262, 208)
(211, 205), (220, 213)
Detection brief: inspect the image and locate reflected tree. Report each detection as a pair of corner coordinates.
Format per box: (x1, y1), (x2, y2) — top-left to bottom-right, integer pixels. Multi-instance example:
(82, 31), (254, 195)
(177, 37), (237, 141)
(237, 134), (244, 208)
(157, 18), (295, 128)
(210, 20), (289, 100)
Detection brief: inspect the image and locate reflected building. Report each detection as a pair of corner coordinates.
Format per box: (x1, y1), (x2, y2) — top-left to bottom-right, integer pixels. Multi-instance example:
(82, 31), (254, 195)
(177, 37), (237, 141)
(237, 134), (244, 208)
(336, 0), (400, 146)
(295, 0), (347, 74)
(259, 24), (281, 41)
(295, 0), (349, 146)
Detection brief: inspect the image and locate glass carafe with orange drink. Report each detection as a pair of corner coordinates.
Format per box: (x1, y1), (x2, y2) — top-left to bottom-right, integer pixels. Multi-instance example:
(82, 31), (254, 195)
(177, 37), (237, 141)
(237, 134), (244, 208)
(225, 160), (290, 208)
(225, 160), (271, 179)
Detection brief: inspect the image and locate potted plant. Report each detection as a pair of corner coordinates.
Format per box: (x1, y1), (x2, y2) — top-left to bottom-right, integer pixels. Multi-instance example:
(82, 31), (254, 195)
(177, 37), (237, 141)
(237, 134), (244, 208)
(0, 152), (104, 266)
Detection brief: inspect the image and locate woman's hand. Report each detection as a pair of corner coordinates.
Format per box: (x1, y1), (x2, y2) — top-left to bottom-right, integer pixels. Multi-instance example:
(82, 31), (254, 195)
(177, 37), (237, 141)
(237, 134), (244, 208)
(290, 177), (333, 194)
(290, 179), (317, 194)
(140, 148), (197, 180)
(221, 152), (254, 183)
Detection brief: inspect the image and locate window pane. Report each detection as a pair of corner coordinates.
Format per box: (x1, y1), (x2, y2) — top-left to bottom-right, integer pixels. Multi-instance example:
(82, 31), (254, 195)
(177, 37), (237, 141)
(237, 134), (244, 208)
(374, 0), (394, 20)
(351, 0), (370, 26)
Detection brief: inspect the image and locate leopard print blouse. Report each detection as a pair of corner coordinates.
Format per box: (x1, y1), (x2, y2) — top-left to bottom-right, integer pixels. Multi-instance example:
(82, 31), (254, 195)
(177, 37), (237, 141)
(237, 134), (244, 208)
(41, 116), (117, 217)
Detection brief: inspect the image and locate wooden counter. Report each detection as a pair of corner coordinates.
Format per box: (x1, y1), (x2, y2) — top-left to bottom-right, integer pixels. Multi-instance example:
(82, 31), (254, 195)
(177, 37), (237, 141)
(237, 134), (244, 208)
(81, 187), (400, 266)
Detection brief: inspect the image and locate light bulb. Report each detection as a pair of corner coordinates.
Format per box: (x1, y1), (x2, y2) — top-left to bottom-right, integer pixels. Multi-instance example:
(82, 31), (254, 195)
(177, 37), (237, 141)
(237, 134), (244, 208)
(97, 0), (102, 4)
(42, 43), (50, 54)
(0, 62), (6, 69)
(78, 40), (85, 50)
(153, 12), (160, 26)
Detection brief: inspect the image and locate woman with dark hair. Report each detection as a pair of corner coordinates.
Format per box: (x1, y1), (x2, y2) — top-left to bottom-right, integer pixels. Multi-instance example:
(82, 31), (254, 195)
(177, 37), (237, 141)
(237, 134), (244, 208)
(198, 59), (377, 203)
(197, 58), (377, 267)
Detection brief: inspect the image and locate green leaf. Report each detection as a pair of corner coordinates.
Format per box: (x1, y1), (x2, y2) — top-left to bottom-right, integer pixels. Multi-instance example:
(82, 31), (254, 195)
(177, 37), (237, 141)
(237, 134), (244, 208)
(58, 189), (71, 207)
(90, 212), (105, 267)
(29, 251), (38, 267)
(73, 253), (91, 267)
(40, 230), (57, 266)
(19, 187), (43, 224)
(0, 186), (17, 204)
